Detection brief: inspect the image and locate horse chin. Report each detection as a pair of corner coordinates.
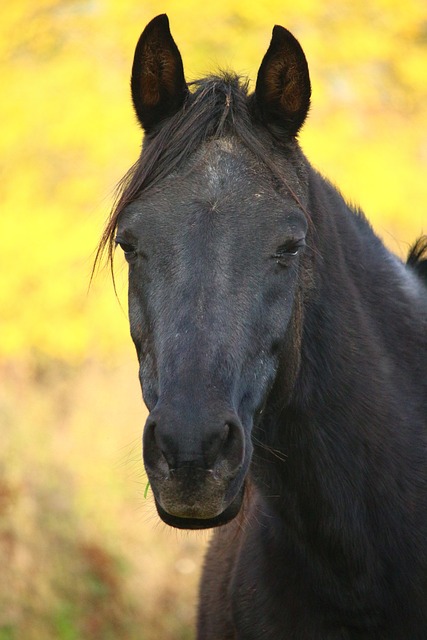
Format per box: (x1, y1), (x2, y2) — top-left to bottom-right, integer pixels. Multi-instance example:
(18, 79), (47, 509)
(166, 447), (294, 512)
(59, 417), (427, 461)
(154, 484), (245, 530)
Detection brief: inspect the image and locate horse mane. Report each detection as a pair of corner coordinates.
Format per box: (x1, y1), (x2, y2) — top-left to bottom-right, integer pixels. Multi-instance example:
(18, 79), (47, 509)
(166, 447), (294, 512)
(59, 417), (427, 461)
(407, 236), (427, 286)
(95, 73), (307, 270)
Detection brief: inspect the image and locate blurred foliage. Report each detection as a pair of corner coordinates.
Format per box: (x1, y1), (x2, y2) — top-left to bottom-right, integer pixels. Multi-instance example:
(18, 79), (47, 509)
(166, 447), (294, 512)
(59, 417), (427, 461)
(0, 0), (426, 360)
(1, 2), (427, 638)
(0, 360), (207, 639)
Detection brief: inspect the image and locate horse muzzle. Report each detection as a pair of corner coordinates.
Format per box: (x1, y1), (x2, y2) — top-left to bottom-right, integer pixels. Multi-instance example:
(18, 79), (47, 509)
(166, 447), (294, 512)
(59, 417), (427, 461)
(142, 407), (248, 529)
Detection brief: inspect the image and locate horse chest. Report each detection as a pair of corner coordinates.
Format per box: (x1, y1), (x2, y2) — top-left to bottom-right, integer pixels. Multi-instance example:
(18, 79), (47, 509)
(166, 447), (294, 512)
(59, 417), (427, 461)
(228, 525), (323, 638)
(199, 510), (426, 639)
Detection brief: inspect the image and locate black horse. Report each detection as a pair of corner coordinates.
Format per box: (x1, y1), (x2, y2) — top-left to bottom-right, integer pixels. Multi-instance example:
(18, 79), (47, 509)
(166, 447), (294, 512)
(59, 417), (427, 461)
(99, 14), (427, 639)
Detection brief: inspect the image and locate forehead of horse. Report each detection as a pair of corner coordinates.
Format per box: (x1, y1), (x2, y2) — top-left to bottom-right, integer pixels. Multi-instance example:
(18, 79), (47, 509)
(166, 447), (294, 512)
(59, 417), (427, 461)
(185, 137), (286, 200)
(197, 137), (265, 196)
(124, 136), (302, 238)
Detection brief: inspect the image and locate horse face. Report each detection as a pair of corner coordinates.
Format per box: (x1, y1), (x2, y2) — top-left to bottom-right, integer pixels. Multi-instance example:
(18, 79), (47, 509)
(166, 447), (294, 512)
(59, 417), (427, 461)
(116, 139), (308, 528)
(111, 14), (311, 528)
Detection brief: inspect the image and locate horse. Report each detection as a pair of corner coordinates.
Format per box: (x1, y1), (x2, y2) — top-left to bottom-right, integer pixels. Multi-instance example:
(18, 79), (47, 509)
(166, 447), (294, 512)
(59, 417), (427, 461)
(98, 14), (427, 639)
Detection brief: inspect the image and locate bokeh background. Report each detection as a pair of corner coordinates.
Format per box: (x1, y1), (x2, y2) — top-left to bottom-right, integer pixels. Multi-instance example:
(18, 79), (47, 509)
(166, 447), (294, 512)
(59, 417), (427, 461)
(1, 1), (426, 638)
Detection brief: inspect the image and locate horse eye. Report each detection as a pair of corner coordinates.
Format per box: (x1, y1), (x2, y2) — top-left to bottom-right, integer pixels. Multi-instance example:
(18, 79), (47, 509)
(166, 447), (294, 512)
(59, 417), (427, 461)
(273, 239), (306, 263)
(115, 239), (137, 257)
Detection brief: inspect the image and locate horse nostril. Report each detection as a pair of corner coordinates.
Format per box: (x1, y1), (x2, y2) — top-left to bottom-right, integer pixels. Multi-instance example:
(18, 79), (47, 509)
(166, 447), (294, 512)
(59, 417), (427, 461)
(143, 416), (172, 474)
(214, 419), (245, 478)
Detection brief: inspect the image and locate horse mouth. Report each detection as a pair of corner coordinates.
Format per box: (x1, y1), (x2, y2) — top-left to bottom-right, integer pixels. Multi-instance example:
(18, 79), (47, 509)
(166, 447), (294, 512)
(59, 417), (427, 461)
(153, 483), (245, 530)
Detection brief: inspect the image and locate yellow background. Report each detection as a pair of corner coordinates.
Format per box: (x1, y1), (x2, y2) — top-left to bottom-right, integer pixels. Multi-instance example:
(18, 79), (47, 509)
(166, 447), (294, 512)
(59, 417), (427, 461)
(1, 1), (426, 638)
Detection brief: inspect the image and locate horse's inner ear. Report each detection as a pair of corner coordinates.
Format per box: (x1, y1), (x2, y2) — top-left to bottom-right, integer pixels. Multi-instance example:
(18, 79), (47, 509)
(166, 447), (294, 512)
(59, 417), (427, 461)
(131, 14), (188, 133)
(254, 25), (311, 138)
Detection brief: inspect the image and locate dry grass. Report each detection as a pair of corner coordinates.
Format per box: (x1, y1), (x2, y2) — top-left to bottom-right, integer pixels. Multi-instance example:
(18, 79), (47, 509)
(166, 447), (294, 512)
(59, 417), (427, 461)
(0, 357), (209, 639)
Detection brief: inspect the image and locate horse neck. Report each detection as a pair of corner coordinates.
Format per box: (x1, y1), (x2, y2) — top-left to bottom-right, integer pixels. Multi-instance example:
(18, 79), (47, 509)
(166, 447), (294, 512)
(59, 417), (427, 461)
(253, 169), (427, 550)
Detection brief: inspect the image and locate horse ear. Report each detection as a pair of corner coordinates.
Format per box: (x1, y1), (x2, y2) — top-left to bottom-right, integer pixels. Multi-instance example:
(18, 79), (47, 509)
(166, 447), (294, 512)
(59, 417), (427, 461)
(131, 14), (188, 133)
(255, 25), (311, 138)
